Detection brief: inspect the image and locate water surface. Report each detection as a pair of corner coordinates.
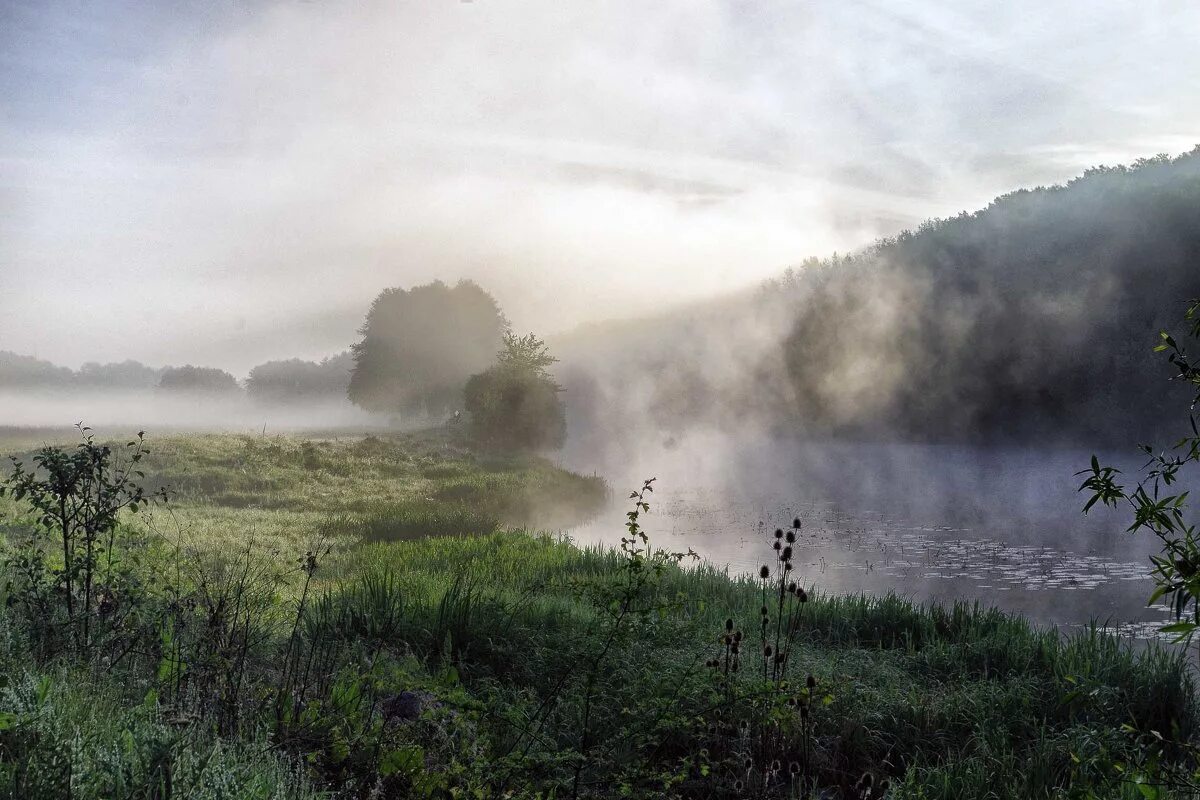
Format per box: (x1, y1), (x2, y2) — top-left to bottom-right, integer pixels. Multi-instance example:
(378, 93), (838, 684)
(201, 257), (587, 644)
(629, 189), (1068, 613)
(562, 432), (1173, 639)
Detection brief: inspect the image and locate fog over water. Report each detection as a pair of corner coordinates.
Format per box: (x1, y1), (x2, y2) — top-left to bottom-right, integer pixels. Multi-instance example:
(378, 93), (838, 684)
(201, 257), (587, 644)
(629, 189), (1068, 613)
(4, 1), (1200, 640)
(561, 429), (1165, 636)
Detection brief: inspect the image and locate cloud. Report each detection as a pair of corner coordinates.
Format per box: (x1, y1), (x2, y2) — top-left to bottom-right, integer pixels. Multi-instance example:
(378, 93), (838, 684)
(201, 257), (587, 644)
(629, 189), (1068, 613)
(2, 0), (1198, 373)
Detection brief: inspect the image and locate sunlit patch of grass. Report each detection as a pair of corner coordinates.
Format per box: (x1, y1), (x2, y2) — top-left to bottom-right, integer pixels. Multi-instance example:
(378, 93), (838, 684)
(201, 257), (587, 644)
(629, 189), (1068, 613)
(0, 430), (606, 561)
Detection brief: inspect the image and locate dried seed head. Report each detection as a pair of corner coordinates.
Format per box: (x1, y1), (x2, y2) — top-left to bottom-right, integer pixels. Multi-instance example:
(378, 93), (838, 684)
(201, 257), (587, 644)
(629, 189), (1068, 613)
(774, 528), (784, 539)
(789, 761), (800, 775)
(798, 588), (808, 602)
(806, 674), (817, 689)
(760, 605), (768, 616)
(763, 645), (773, 657)
(786, 530), (796, 543)
(734, 630), (743, 641)
(784, 562), (793, 572)
(726, 618), (734, 632)
(781, 546), (793, 561)
(760, 565), (770, 579)
(743, 758), (753, 770)
(793, 517), (801, 529)
(788, 581), (797, 594)
(773, 541), (782, 551)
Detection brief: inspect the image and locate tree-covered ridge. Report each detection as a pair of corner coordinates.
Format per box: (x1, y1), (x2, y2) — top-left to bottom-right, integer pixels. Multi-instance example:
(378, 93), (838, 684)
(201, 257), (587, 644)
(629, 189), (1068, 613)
(556, 149), (1200, 446)
(773, 149), (1200, 443)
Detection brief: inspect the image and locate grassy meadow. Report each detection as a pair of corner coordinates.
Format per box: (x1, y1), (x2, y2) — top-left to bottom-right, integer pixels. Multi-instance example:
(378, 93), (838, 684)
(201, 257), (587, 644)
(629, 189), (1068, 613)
(0, 428), (1195, 798)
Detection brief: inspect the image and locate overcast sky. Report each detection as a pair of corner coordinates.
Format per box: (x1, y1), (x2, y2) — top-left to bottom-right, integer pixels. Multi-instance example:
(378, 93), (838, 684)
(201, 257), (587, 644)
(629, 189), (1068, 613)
(2, 0), (1198, 374)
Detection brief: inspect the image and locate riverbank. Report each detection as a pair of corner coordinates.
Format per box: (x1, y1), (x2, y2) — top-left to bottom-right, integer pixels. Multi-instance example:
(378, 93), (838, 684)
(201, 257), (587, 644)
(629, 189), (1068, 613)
(0, 431), (1193, 798)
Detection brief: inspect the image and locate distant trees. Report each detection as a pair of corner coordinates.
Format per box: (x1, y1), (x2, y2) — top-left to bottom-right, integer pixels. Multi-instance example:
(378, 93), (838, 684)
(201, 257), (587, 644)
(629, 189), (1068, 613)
(76, 360), (161, 389)
(0, 353), (160, 390)
(348, 280), (508, 417)
(464, 333), (566, 451)
(0, 351), (75, 387)
(771, 149), (1200, 443)
(246, 352), (352, 403)
(157, 365), (240, 394)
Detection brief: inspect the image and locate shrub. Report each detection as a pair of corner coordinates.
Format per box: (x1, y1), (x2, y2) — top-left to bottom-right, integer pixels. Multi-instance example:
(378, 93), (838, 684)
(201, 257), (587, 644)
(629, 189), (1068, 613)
(464, 333), (566, 452)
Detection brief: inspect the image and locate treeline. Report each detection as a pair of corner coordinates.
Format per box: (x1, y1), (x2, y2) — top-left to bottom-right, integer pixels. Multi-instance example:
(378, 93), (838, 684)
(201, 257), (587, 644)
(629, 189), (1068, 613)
(773, 149), (1200, 443)
(1, 279), (566, 450)
(559, 148), (1200, 446)
(0, 351), (354, 403)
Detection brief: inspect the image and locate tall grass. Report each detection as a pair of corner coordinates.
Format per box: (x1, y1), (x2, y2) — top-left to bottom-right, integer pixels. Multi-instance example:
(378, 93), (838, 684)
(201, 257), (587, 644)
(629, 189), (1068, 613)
(1, 431), (1195, 798)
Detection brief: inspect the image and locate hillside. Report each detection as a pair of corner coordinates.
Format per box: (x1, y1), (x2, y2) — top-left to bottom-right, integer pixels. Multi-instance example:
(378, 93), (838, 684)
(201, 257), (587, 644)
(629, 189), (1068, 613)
(559, 149), (1200, 446)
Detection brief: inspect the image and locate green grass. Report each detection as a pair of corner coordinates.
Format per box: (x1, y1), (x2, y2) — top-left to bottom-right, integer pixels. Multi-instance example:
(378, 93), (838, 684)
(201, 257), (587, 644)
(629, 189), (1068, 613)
(0, 430), (1194, 798)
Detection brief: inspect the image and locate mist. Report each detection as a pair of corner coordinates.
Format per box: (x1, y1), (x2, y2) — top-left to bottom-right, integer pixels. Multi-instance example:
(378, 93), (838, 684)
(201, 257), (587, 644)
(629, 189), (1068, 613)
(0, 388), (379, 431)
(5, 1), (1200, 372)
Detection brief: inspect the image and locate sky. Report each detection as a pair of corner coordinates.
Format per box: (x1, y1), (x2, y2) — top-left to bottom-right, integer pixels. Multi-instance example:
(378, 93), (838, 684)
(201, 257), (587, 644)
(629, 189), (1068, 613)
(2, 0), (1198, 375)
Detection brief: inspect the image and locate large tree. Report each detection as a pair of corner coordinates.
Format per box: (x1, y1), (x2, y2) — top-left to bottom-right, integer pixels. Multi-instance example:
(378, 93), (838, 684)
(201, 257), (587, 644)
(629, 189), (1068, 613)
(348, 280), (508, 416)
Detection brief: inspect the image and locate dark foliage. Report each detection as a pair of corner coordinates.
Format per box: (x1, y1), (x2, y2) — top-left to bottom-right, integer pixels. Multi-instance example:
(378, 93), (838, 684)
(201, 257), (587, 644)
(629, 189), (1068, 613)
(75, 360), (162, 389)
(0, 351), (74, 388)
(0, 353), (163, 390)
(246, 352), (352, 403)
(777, 150), (1200, 444)
(348, 280), (508, 417)
(157, 364), (241, 394)
(464, 333), (566, 451)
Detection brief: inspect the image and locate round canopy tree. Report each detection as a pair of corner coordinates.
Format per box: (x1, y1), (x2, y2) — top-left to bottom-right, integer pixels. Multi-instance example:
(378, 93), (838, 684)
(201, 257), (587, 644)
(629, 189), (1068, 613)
(348, 280), (508, 416)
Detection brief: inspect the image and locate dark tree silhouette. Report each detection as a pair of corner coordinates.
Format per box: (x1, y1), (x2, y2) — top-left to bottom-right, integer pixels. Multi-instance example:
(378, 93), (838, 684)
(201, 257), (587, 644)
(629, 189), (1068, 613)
(0, 351), (74, 387)
(246, 352), (352, 403)
(157, 365), (241, 394)
(464, 333), (566, 451)
(773, 150), (1200, 443)
(76, 360), (161, 389)
(348, 280), (508, 416)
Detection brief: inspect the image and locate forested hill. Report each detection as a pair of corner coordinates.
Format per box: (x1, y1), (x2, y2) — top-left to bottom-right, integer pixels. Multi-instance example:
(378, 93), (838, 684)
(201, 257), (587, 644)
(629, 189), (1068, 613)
(559, 149), (1200, 447)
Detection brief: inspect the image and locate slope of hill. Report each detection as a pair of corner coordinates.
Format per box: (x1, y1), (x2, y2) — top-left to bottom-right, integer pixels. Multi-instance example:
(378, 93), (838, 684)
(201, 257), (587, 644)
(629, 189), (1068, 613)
(558, 148), (1200, 447)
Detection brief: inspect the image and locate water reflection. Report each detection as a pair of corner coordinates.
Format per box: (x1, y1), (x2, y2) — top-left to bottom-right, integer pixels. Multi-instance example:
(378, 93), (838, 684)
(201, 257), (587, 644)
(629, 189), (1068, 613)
(563, 434), (1174, 640)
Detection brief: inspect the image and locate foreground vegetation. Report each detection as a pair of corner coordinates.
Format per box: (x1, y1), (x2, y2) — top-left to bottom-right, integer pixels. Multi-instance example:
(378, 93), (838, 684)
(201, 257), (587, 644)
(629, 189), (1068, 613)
(0, 429), (1194, 798)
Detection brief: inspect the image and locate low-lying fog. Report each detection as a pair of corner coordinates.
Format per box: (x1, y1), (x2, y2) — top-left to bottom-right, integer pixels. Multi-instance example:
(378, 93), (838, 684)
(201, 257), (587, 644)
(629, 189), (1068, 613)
(0, 385), (1171, 640)
(0, 389), (381, 432)
(559, 426), (1164, 639)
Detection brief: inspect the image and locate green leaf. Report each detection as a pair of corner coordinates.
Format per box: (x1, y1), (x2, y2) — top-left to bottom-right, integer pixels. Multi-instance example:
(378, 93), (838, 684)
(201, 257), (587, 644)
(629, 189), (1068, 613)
(380, 745), (424, 777)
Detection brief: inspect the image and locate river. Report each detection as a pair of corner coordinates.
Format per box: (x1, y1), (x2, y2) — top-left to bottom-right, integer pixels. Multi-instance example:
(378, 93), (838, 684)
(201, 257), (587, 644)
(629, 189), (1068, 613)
(561, 430), (1172, 639)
